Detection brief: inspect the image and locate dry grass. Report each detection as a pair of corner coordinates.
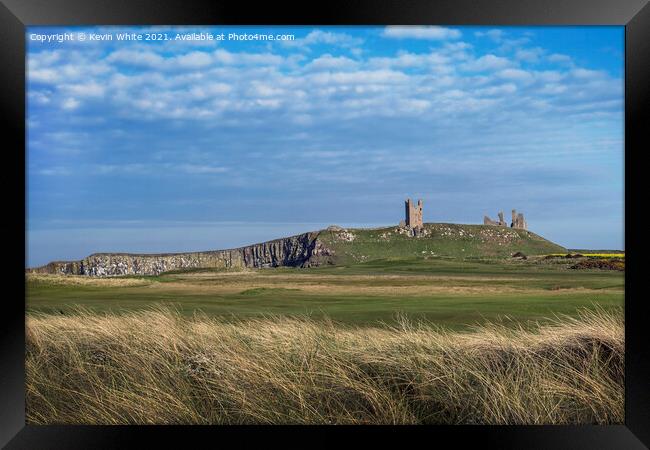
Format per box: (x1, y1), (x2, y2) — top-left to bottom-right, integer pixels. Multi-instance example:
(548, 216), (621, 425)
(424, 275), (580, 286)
(26, 273), (153, 287)
(26, 307), (624, 425)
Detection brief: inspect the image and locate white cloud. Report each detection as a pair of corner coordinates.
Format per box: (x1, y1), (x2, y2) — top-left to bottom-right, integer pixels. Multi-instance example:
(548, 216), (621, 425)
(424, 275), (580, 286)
(475, 83), (517, 96)
(303, 30), (362, 46)
(474, 29), (504, 41)
(255, 98), (283, 108)
(497, 68), (533, 82)
(515, 47), (544, 63)
(30, 49), (112, 84)
(83, 162), (229, 176)
(29, 50), (62, 66)
(37, 166), (71, 176)
(538, 84), (567, 95)
(369, 51), (451, 71)
(62, 82), (105, 97)
(571, 68), (605, 80)
(92, 163), (151, 175)
(309, 69), (409, 85)
(247, 81), (283, 97)
(29, 68), (59, 83)
(548, 53), (572, 64)
(178, 164), (228, 174)
(461, 54), (512, 71)
(306, 54), (359, 70)
(211, 49), (236, 64)
(213, 49), (283, 66)
(281, 30), (363, 51)
(173, 51), (213, 68)
(189, 82), (232, 99)
(382, 26), (461, 40)
(107, 49), (165, 68)
(28, 90), (51, 105)
(440, 41), (473, 60)
(536, 70), (564, 82)
(61, 97), (80, 110)
(498, 37), (532, 53)
(397, 98), (431, 113)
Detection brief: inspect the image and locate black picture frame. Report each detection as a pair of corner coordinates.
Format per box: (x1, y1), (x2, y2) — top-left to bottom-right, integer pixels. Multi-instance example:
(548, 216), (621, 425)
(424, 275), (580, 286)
(2, 0), (648, 447)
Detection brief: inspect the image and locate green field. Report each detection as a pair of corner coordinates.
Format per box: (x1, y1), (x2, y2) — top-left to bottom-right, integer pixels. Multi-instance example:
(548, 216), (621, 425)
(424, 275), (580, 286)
(27, 256), (624, 330)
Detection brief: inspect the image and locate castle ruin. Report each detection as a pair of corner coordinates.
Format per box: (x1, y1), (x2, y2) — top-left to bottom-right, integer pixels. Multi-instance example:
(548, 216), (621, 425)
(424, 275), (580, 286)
(484, 209), (527, 230)
(404, 198), (423, 229)
(511, 209), (527, 229)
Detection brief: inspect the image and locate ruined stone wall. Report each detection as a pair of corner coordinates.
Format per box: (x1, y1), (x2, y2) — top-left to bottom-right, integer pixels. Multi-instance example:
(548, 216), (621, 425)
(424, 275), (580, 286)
(29, 231), (335, 277)
(485, 209), (527, 229)
(484, 216), (498, 226)
(484, 211), (507, 227)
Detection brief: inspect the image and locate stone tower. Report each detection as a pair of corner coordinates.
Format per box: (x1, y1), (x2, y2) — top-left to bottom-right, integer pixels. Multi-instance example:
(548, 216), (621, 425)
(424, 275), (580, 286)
(510, 209), (527, 230)
(405, 198), (423, 229)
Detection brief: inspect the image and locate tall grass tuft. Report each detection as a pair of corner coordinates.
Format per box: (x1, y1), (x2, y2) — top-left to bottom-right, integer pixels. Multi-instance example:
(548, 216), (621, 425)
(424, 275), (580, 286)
(26, 307), (624, 424)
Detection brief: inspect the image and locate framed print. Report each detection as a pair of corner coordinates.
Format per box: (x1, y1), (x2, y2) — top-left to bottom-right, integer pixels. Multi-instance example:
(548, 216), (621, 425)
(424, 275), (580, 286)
(1, 0), (648, 448)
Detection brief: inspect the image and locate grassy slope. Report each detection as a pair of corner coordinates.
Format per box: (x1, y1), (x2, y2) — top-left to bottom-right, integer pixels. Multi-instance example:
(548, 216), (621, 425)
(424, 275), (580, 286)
(319, 223), (566, 265)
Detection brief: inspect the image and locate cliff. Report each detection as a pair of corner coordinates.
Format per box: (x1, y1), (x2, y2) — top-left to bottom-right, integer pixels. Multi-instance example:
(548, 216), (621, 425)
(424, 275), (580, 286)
(29, 231), (335, 277)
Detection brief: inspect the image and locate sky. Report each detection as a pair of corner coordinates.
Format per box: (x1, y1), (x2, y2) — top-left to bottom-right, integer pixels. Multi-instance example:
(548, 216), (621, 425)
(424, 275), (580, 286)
(26, 26), (624, 267)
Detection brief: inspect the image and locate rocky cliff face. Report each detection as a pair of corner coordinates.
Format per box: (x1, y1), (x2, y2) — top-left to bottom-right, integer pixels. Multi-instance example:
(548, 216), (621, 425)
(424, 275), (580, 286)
(29, 231), (335, 277)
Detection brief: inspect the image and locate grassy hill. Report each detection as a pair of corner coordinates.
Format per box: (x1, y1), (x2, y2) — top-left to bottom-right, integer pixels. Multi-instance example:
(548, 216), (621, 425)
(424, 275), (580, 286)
(29, 222), (567, 276)
(318, 223), (566, 265)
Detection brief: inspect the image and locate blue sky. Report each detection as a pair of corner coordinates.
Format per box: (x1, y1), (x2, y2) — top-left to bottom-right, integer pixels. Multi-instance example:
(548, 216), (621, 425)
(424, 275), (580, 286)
(26, 26), (624, 267)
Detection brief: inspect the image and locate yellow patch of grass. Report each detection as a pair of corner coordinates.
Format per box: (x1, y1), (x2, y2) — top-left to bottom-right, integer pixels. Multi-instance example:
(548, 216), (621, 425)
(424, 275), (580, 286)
(546, 253), (624, 258)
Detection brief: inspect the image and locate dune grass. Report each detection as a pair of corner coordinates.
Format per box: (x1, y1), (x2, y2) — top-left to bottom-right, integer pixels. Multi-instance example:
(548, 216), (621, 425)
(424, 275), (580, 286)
(26, 306), (624, 425)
